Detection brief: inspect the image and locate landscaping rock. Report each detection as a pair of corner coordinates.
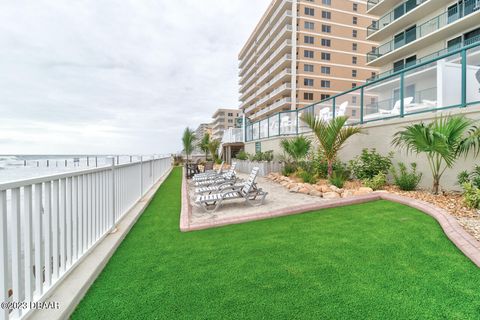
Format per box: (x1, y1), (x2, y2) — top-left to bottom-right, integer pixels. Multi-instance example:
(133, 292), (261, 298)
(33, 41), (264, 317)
(290, 186), (300, 193)
(318, 185), (331, 193)
(354, 187), (374, 196)
(341, 190), (355, 198)
(299, 188), (310, 194)
(309, 190), (322, 197)
(323, 192), (340, 199)
(280, 181), (289, 187)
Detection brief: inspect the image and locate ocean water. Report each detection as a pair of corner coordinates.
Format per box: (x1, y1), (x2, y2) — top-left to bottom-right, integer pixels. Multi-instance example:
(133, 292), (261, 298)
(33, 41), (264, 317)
(0, 155), (149, 184)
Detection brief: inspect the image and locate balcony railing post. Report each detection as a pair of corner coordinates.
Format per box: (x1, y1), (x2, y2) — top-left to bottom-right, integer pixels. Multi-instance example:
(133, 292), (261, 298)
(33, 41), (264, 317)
(461, 48), (467, 107)
(267, 116), (270, 138)
(278, 113), (281, 136)
(400, 73), (405, 118)
(295, 110), (299, 135)
(332, 98), (336, 120)
(360, 87), (364, 124)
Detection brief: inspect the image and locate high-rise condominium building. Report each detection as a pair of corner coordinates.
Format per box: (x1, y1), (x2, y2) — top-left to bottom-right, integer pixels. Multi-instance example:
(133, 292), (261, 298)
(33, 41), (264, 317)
(366, 0), (480, 78)
(211, 109), (241, 141)
(239, 0), (379, 121)
(195, 123), (213, 140)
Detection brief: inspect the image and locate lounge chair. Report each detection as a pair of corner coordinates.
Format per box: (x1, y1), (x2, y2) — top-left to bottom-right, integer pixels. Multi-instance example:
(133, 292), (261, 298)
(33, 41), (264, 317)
(318, 101), (348, 121)
(193, 162), (236, 182)
(195, 180), (257, 195)
(363, 97), (414, 120)
(195, 167), (268, 213)
(194, 161), (224, 179)
(194, 165), (238, 187)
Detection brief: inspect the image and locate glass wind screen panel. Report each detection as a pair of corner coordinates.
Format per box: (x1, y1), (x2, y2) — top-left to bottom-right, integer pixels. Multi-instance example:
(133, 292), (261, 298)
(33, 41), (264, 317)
(466, 45), (480, 105)
(246, 125), (253, 141)
(402, 60), (438, 116)
(313, 101), (333, 122)
(298, 105), (314, 134)
(335, 89), (361, 124)
(252, 122), (260, 140)
(269, 114), (280, 137)
(363, 75), (402, 122)
(438, 52), (463, 108)
(279, 111), (297, 135)
(259, 119), (268, 139)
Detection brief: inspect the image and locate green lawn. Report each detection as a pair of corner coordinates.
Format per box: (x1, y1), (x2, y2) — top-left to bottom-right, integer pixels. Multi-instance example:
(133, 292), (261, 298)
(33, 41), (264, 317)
(72, 167), (480, 319)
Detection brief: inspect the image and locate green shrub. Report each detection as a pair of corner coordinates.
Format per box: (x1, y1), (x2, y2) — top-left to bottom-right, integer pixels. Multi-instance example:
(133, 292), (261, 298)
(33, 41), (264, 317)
(329, 168), (350, 188)
(313, 152), (346, 179)
(235, 150), (248, 160)
(215, 158), (223, 165)
(362, 172), (387, 191)
(462, 182), (480, 209)
(282, 162), (297, 177)
(298, 169), (317, 184)
(249, 150), (274, 162)
(349, 149), (393, 180)
(459, 166), (480, 209)
(391, 162), (422, 191)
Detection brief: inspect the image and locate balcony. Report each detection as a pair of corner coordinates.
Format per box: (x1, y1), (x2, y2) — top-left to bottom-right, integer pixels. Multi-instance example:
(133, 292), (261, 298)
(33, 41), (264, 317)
(367, 34), (480, 82)
(257, 54), (292, 86)
(257, 11), (293, 54)
(367, 4), (480, 66)
(221, 127), (243, 144)
(256, 24), (292, 67)
(251, 97), (292, 120)
(367, 0), (402, 15)
(257, 39), (292, 76)
(367, 0), (430, 40)
(256, 68), (292, 97)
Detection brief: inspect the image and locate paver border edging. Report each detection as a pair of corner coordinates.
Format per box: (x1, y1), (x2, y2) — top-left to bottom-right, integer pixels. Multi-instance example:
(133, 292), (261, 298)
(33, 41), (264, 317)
(179, 173), (480, 267)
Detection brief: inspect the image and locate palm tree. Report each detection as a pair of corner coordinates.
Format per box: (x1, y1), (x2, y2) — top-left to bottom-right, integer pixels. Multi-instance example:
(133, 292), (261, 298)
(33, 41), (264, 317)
(182, 127), (196, 164)
(392, 114), (480, 194)
(280, 136), (311, 164)
(208, 139), (221, 163)
(198, 133), (211, 161)
(302, 114), (363, 177)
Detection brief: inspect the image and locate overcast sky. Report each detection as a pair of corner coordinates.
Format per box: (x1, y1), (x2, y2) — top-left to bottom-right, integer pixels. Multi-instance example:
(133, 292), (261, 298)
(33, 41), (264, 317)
(0, 0), (271, 155)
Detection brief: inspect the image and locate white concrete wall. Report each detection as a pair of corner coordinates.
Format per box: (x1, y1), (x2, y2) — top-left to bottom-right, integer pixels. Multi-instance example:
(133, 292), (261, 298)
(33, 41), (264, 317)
(246, 106), (480, 191)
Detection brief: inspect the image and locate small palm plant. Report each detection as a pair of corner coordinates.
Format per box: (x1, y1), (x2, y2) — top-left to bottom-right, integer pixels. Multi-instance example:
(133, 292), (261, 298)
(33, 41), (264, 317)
(301, 114), (363, 177)
(208, 139), (221, 163)
(182, 127), (196, 164)
(280, 136), (312, 165)
(199, 133), (211, 161)
(392, 114), (480, 194)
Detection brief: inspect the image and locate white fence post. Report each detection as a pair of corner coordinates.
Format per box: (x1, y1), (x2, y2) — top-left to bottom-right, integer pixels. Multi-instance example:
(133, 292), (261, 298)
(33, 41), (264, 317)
(140, 156), (144, 197)
(110, 158), (116, 230)
(0, 190), (8, 320)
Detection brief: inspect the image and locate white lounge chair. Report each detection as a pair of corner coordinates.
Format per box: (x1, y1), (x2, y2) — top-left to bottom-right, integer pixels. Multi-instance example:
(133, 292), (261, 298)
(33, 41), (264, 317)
(318, 101), (348, 121)
(193, 162), (235, 182)
(194, 163), (237, 186)
(195, 167), (267, 213)
(364, 97), (414, 120)
(193, 161), (224, 180)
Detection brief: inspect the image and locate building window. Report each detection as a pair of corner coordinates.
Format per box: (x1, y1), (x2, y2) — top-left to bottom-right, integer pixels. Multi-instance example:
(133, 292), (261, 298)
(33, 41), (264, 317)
(352, 30), (357, 38)
(305, 7), (315, 16)
(304, 64), (314, 72)
(304, 92), (314, 100)
(322, 11), (331, 19)
(304, 36), (314, 44)
(304, 21), (315, 30)
(352, 43), (357, 51)
(304, 78), (314, 86)
(321, 94), (331, 100)
(322, 25), (331, 33)
(321, 39), (331, 47)
(321, 66), (330, 74)
(352, 109), (357, 117)
(227, 113), (233, 116)
(228, 119), (233, 123)
(321, 80), (331, 88)
(352, 83), (357, 88)
(352, 96), (357, 104)
(321, 52), (331, 60)
(352, 56), (357, 64)
(353, 3), (358, 11)
(304, 50), (314, 58)
(352, 70), (357, 78)
(322, 0), (331, 5)
(353, 17), (358, 25)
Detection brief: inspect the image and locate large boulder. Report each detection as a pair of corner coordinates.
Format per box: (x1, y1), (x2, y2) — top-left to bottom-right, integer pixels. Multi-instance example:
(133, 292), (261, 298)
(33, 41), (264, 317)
(309, 190), (322, 197)
(354, 187), (373, 196)
(323, 192), (340, 199)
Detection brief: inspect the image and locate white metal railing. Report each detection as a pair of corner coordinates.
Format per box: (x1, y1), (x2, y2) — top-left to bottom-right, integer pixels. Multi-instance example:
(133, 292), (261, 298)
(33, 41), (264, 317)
(221, 128), (243, 144)
(0, 156), (171, 320)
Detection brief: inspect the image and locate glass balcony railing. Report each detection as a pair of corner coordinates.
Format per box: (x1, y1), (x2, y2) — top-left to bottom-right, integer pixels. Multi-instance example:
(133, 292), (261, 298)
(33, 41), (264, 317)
(367, 0), (380, 11)
(367, 1), (479, 62)
(245, 40), (480, 142)
(367, 0), (428, 37)
(367, 34), (480, 82)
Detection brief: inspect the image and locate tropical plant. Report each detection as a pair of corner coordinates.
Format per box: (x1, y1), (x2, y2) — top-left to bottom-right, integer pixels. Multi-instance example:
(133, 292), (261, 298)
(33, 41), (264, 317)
(282, 162), (297, 177)
(198, 133), (211, 160)
(249, 151), (274, 162)
(458, 166), (480, 209)
(362, 172), (387, 191)
(458, 165), (480, 188)
(312, 152), (346, 179)
(235, 150), (248, 160)
(391, 162), (422, 191)
(349, 149), (393, 180)
(297, 160), (318, 184)
(280, 136), (311, 164)
(207, 139), (221, 162)
(329, 168), (350, 189)
(392, 115), (480, 194)
(302, 114), (363, 178)
(181, 127), (196, 164)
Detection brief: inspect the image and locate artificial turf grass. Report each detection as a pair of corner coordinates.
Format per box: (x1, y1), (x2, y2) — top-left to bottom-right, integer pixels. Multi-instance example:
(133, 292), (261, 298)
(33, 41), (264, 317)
(72, 167), (480, 319)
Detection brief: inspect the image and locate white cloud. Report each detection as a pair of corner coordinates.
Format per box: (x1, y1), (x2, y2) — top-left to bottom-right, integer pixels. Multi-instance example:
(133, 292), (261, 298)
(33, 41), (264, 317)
(0, 0), (271, 155)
